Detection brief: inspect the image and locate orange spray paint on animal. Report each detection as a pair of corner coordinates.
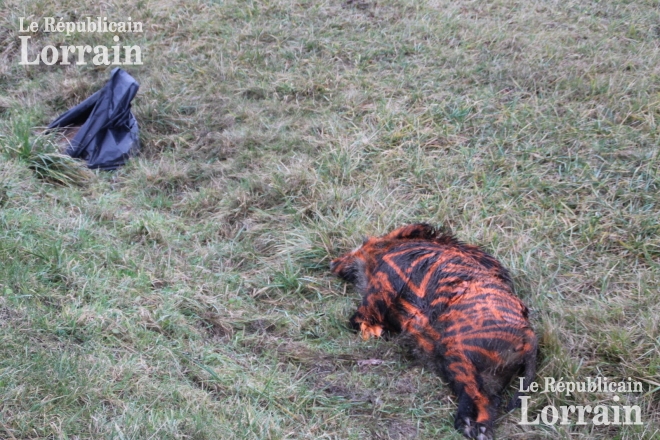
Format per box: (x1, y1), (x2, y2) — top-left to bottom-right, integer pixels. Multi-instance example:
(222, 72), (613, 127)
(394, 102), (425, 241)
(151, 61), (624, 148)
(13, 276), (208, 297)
(330, 224), (537, 440)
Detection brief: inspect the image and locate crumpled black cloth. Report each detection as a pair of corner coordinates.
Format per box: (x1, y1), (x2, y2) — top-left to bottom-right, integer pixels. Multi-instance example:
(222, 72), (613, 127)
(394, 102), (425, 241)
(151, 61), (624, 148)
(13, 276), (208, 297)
(48, 68), (140, 170)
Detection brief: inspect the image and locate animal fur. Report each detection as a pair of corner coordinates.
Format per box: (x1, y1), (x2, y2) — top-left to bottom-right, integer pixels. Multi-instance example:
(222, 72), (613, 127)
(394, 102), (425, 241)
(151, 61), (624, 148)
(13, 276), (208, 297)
(330, 223), (537, 440)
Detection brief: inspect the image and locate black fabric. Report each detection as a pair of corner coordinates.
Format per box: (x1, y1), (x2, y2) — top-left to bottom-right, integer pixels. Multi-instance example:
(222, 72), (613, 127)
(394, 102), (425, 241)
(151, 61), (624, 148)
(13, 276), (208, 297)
(48, 68), (140, 170)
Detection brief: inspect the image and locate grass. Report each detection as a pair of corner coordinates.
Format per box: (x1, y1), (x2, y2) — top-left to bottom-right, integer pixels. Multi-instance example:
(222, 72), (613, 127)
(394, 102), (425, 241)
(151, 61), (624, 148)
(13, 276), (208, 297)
(0, 112), (93, 186)
(1, 0), (659, 438)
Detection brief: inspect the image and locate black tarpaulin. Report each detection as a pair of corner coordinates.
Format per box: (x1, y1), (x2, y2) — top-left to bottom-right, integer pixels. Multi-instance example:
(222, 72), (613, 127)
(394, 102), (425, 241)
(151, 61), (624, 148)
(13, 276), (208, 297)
(48, 68), (140, 170)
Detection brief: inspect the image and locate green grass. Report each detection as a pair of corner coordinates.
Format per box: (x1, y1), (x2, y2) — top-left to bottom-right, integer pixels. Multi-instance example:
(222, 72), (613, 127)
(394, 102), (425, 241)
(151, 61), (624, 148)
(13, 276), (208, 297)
(1, 0), (660, 438)
(0, 112), (93, 186)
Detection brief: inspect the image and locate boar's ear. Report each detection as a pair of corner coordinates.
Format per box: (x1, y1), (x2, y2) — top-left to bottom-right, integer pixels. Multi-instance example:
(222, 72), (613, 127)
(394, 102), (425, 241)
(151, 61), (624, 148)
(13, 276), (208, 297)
(330, 254), (360, 283)
(384, 223), (437, 240)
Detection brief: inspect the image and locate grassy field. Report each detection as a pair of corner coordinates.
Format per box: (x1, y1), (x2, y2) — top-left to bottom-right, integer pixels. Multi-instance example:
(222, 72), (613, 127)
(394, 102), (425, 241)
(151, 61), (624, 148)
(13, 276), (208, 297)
(1, 0), (660, 438)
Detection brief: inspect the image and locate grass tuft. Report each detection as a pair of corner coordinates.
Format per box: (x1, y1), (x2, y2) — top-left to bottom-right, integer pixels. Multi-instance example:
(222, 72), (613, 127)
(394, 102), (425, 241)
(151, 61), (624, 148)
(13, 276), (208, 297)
(0, 112), (93, 186)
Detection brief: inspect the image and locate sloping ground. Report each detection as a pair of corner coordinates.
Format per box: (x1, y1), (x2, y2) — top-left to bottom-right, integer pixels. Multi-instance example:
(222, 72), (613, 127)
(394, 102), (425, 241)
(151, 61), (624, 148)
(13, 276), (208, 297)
(0, 0), (659, 438)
